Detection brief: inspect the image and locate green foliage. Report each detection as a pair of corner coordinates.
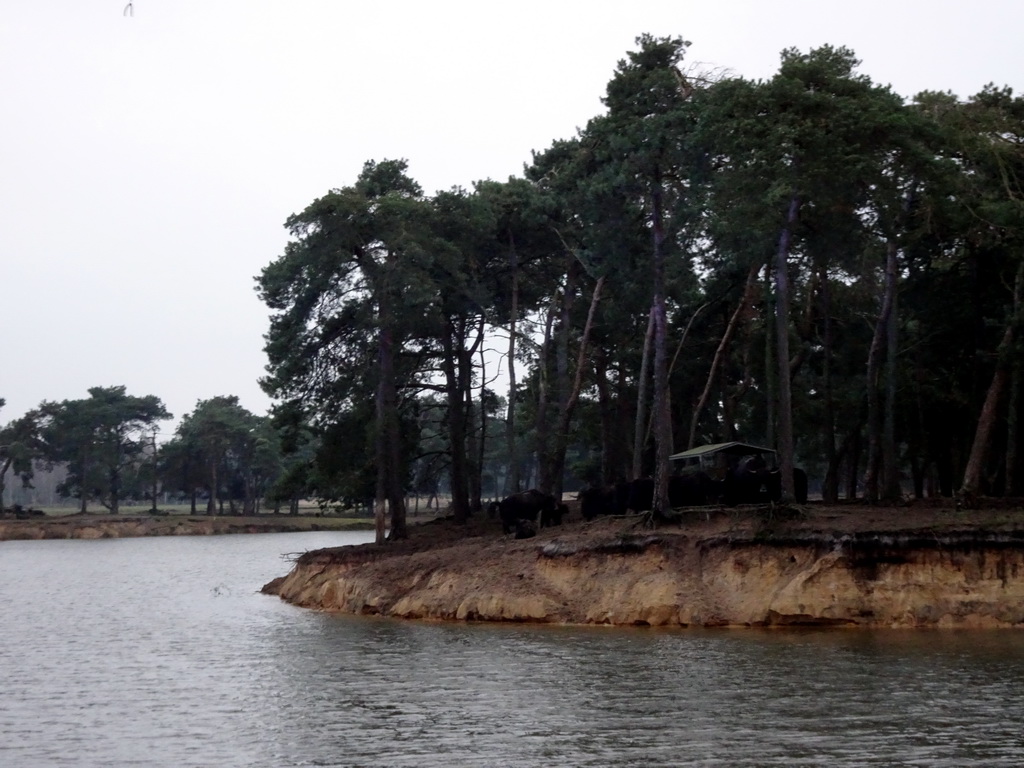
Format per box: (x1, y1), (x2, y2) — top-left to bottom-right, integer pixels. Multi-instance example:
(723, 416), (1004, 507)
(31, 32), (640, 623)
(248, 35), (1024, 510)
(0, 404), (45, 510)
(38, 386), (171, 513)
(171, 395), (278, 514)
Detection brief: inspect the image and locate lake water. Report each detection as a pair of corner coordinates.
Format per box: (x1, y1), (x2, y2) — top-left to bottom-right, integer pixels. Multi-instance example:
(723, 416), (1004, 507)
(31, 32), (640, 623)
(2, 533), (1024, 767)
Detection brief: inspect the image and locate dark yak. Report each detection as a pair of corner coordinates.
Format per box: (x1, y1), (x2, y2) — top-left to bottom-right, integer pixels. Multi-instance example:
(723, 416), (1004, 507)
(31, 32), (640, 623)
(577, 484), (627, 521)
(723, 455), (808, 504)
(631, 473), (723, 512)
(581, 474), (722, 516)
(489, 489), (568, 538)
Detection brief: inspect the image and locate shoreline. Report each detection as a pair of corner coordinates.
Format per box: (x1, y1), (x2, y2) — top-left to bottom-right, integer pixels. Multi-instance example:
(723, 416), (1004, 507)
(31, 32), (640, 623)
(262, 502), (1024, 629)
(0, 512), (374, 541)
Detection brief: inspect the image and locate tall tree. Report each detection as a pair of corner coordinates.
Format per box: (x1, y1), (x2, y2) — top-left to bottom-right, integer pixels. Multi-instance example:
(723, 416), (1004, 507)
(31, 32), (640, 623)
(699, 46), (910, 501)
(947, 87), (1024, 500)
(158, 428), (205, 513)
(421, 187), (499, 523)
(176, 396), (258, 515)
(529, 126), (662, 490)
(259, 159), (438, 541)
(40, 387), (171, 514)
(0, 402), (43, 512)
(597, 34), (700, 515)
(474, 178), (558, 496)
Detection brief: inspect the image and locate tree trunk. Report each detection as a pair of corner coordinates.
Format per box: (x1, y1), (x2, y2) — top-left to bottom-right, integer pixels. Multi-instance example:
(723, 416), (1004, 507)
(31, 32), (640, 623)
(911, 337), (933, 499)
(370, 251), (409, 542)
(504, 238), (521, 496)
(0, 457), (11, 513)
(845, 428), (861, 500)
(374, 322), (394, 543)
(442, 319), (471, 524)
(594, 350), (617, 486)
(76, 449), (90, 514)
(150, 431), (158, 513)
(722, 329), (755, 445)
(773, 194), (800, 502)
(763, 264), (776, 450)
(960, 325), (1013, 501)
(244, 474), (256, 515)
(864, 241), (899, 502)
(824, 429), (854, 505)
(473, 321), (487, 513)
(110, 438), (121, 515)
(536, 273), (567, 495)
(667, 303), (710, 388)
(650, 182), (673, 516)
(820, 266), (839, 503)
(1006, 345), (1021, 496)
(549, 276), (606, 499)
(459, 320), (484, 514)
(881, 240), (902, 500)
(542, 259), (579, 497)
(206, 459), (218, 515)
(533, 305), (554, 492)
(632, 307), (656, 480)
(688, 264), (758, 449)
(960, 260), (1024, 502)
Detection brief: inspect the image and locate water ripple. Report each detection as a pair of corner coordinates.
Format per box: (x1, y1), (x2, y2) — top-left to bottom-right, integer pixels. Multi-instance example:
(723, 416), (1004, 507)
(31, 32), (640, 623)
(3, 534), (1024, 766)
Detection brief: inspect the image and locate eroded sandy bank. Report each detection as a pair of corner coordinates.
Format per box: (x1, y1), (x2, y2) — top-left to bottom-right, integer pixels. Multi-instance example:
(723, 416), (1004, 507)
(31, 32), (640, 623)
(263, 505), (1024, 628)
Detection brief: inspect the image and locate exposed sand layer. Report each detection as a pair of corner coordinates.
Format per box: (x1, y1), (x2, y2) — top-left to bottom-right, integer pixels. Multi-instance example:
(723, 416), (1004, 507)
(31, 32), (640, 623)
(263, 502), (1024, 628)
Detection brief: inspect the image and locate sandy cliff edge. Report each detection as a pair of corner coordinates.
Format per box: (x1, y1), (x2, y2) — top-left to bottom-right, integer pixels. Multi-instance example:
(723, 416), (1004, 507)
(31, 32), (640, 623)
(262, 504), (1024, 628)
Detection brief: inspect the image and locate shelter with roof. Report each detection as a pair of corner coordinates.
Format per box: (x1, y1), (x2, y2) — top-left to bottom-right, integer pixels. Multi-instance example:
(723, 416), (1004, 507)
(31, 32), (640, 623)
(669, 442), (777, 480)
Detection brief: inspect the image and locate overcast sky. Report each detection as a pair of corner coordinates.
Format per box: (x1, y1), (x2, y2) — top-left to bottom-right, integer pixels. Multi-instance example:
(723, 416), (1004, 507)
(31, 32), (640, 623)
(2, 0), (1022, 431)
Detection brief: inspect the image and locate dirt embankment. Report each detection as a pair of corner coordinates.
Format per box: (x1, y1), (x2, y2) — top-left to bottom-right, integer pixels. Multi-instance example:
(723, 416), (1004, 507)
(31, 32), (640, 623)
(263, 501), (1024, 628)
(0, 513), (371, 541)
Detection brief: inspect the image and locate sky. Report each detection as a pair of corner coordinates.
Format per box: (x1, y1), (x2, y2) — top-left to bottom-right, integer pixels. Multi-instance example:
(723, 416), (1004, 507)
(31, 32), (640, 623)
(2, 0), (1022, 433)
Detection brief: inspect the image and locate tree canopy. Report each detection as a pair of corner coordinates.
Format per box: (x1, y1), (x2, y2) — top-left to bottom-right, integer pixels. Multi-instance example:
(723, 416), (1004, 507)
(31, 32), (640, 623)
(250, 36), (1024, 525)
(9, 34), (1024, 523)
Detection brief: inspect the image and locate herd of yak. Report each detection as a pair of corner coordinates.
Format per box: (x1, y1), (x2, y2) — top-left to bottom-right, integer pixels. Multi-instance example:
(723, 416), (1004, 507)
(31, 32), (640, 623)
(489, 456), (809, 539)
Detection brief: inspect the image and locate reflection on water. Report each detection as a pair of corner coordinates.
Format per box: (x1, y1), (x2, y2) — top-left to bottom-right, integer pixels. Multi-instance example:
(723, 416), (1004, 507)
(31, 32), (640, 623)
(3, 533), (1024, 767)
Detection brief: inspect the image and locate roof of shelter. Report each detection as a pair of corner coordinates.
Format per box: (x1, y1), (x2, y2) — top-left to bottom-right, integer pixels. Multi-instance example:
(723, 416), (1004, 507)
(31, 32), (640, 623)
(668, 441), (776, 462)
